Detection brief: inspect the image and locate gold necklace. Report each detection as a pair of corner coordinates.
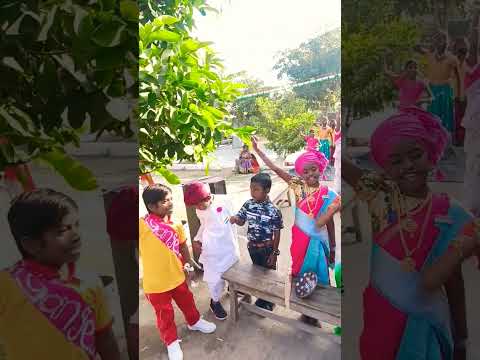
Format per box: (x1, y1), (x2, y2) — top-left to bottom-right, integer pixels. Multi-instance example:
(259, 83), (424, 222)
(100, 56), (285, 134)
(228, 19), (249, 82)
(391, 184), (433, 272)
(305, 185), (321, 218)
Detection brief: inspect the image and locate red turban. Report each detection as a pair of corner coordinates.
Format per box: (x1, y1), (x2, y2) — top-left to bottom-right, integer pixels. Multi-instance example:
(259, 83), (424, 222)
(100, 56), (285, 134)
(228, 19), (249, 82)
(183, 181), (211, 206)
(106, 185), (138, 243)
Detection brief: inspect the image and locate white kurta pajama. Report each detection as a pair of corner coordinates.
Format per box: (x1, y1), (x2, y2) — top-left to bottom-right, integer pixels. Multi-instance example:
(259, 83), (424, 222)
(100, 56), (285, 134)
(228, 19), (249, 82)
(195, 195), (239, 302)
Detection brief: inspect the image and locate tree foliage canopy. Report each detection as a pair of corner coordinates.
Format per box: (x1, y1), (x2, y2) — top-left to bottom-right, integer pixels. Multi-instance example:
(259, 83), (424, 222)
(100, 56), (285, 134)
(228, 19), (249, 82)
(274, 28), (340, 106)
(138, 0), (253, 183)
(342, 0), (419, 123)
(253, 95), (316, 157)
(1, 0), (138, 190)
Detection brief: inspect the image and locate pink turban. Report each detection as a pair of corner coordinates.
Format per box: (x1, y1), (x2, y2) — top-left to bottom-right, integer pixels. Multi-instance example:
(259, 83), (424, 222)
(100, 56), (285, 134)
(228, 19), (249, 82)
(370, 107), (449, 168)
(183, 181), (211, 206)
(295, 150), (329, 176)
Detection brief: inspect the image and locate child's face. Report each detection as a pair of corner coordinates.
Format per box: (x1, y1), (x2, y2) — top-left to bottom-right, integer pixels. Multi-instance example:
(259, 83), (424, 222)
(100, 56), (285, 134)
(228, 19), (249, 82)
(384, 140), (432, 195)
(406, 63), (417, 78)
(309, 130), (314, 136)
(434, 34), (447, 53)
(302, 163), (321, 187)
(26, 211), (82, 267)
(148, 192), (173, 217)
(250, 182), (269, 202)
(195, 195), (212, 211)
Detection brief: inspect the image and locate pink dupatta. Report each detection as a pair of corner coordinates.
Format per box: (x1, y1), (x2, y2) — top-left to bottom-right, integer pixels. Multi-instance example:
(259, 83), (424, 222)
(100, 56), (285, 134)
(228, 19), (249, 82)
(144, 213), (181, 258)
(8, 260), (97, 359)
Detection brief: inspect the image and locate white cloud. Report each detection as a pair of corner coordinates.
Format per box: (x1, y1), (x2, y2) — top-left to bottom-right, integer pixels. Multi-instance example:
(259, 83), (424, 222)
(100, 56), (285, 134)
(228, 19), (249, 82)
(193, 0), (340, 86)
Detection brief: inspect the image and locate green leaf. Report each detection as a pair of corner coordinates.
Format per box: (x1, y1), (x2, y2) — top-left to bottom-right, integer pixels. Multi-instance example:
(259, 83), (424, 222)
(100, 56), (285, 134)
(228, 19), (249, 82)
(140, 148), (154, 161)
(155, 167), (180, 185)
(92, 21), (126, 47)
(206, 106), (224, 119)
(96, 47), (126, 69)
(147, 92), (157, 107)
(107, 78), (125, 97)
(120, 0), (139, 22)
(40, 150), (97, 191)
(0, 107), (30, 136)
(201, 110), (216, 130)
(181, 39), (203, 53)
(94, 70), (115, 88)
(148, 29), (181, 44)
(188, 103), (200, 114)
(37, 57), (58, 99)
(0, 142), (15, 163)
(153, 15), (179, 26)
(100, 0), (116, 11)
(68, 96), (88, 129)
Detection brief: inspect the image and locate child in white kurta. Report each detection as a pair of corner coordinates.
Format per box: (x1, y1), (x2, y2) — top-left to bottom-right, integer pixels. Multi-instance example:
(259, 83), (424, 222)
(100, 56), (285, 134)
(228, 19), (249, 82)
(184, 182), (239, 320)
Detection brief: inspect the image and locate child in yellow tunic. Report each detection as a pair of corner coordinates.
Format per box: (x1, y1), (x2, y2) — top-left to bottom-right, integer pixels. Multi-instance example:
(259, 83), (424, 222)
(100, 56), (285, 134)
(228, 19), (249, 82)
(0, 189), (120, 360)
(140, 184), (216, 360)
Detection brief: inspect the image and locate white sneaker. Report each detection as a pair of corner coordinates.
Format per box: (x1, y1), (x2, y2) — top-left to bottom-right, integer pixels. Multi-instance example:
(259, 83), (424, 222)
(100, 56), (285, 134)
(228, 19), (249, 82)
(187, 317), (216, 333)
(167, 340), (183, 360)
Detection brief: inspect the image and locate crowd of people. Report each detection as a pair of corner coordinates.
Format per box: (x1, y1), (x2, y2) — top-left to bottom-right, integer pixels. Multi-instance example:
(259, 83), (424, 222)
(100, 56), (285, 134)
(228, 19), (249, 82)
(304, 113), (341, 193)
(381, 13), (480, 217)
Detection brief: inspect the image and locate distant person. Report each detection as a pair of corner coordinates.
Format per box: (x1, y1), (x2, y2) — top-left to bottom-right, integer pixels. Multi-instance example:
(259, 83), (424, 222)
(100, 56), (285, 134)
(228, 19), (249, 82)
(251, 138), (340, 326)
(414, 31), (462, 138)
(452, 38), (469, 146)
(463, 11), (480, 216)
(384, 54), (432, 108)
(239, 145), (254, 174)
(184, 181), (239, 320)
(316, 117), (333, 161)
(1, 189), (121, 360)
(140, 184), (216, 360)
(329, 117), (340, 166)
(230, 173), (283, 312)
(304, 129), (319, 152)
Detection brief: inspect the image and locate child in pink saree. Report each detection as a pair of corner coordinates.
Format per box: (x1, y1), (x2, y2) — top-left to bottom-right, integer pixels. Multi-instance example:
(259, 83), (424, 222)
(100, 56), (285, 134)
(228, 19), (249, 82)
(251, 138), (340, 325)
(343, 107), (479, 360)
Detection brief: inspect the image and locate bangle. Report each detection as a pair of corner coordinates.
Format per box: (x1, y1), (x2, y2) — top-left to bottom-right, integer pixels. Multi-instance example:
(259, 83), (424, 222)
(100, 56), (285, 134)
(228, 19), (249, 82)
(272, 249), (280, 256)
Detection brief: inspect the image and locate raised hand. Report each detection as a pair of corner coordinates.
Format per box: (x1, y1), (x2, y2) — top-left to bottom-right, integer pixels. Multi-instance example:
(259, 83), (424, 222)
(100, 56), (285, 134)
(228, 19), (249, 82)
(251, 136), (260, 152)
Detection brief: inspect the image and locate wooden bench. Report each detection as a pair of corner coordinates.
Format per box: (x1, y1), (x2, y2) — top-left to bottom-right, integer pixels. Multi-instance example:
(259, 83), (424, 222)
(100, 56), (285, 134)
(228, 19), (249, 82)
(222, 262), (341, 335)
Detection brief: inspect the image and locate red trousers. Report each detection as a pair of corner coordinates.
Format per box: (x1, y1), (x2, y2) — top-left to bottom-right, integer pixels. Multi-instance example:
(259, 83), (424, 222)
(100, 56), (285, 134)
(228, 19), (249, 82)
(146, 282), (200, 346)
